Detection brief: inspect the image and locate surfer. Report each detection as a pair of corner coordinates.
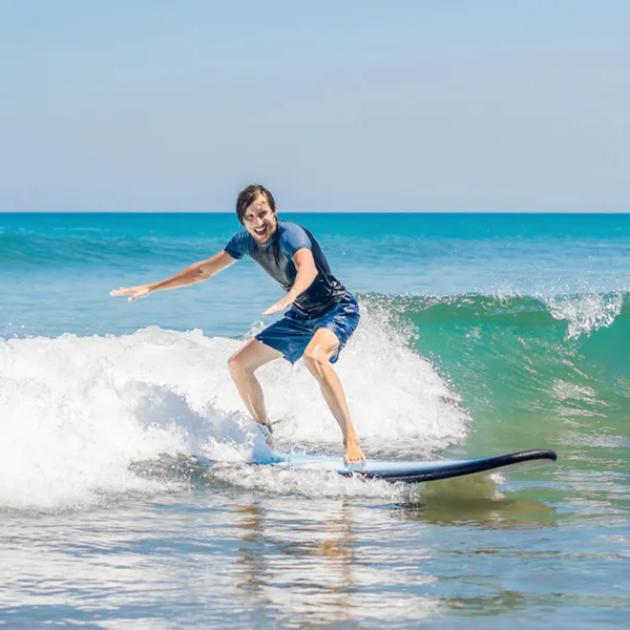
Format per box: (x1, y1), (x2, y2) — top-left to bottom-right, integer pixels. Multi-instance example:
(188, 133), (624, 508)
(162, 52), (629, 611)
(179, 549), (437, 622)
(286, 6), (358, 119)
(110, 185), (365, 464)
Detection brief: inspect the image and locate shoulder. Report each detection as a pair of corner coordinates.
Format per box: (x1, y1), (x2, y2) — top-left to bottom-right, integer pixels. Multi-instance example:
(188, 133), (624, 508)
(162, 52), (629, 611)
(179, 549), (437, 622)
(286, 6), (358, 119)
(277, 221), (312, 257)
(225, 227), (255, 259)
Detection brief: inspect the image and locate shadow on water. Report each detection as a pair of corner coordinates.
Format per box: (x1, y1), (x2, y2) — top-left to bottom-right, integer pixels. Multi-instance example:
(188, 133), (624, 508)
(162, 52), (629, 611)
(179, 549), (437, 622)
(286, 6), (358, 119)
(396, 493), (557, 529)
(394, 472), (558, 529)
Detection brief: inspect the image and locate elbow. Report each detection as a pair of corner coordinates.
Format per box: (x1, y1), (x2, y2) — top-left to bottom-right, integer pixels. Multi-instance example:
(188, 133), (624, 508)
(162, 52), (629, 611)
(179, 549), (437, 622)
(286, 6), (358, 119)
(194, 265), (212, 281)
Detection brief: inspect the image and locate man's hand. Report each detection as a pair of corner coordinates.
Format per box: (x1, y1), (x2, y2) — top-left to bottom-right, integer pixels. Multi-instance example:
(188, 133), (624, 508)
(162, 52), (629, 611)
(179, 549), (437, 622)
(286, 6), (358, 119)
(109, 285), (152, 301)
(262, 293), (295, 316)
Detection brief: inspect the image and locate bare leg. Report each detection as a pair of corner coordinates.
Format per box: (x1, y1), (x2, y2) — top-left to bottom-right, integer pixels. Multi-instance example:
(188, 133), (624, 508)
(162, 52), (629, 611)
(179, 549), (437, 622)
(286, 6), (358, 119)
(303, 328), (365, 464)
(228, 339), (283, 442)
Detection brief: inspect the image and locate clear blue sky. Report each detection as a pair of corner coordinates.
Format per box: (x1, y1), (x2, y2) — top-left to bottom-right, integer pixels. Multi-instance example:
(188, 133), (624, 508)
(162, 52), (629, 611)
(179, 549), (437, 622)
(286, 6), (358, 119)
(1, 0), (629, 212)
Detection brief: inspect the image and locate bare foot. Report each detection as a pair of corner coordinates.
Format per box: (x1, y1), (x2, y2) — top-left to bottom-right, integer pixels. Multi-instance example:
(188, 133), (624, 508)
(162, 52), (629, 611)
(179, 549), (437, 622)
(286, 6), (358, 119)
(344, 440), (365, 464)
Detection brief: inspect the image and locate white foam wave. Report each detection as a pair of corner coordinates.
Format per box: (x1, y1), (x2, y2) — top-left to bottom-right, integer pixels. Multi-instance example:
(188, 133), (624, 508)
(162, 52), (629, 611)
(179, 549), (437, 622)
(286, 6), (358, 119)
(0, 309), (469, 509)
(546, 293), (623, 339)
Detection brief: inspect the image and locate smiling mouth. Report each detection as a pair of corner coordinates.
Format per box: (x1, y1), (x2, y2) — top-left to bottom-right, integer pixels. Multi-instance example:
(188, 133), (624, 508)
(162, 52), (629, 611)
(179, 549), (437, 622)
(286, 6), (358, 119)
(254, 227), (267, 236)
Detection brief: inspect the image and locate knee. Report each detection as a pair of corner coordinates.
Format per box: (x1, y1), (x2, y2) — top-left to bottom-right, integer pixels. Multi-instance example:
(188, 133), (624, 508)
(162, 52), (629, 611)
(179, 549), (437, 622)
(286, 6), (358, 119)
(303, 349), (328, 381)
(228, 353), (248, 380)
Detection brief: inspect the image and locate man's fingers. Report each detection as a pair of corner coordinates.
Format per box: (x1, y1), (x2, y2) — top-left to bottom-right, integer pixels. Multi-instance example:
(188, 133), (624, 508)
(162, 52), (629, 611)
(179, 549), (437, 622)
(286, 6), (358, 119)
(262, 297), (292, 316)
(262, 303), (278, 316)
(110, 286), (149, 300)
(110, 287), (132, 296)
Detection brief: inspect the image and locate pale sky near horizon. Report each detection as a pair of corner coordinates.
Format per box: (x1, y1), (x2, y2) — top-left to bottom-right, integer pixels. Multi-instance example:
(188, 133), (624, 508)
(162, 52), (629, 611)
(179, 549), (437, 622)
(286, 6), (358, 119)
(1, 0), (629, 213)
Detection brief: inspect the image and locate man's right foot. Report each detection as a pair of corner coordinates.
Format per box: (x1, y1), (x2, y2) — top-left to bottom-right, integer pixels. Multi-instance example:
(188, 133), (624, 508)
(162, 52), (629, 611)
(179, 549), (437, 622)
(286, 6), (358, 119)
(344, 439), (365, 464)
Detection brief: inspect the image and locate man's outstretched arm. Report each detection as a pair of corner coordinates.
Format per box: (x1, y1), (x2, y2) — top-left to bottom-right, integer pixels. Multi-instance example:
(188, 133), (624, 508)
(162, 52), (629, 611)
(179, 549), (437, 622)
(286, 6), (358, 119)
(110, 250), (237, 301)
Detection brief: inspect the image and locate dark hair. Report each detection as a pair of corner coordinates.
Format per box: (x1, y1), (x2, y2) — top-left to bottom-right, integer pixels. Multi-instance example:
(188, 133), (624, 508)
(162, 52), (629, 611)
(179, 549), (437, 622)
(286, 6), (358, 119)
(235, 184), (277, 224)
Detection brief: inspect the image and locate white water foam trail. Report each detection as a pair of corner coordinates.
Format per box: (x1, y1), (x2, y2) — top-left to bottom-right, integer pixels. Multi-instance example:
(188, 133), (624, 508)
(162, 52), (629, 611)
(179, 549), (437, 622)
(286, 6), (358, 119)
(0, 310), (469, 509)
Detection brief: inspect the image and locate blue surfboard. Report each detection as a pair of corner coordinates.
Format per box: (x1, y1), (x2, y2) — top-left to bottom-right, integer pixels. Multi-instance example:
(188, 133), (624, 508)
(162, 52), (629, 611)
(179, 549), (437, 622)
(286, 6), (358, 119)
(264, 448), (558, 483)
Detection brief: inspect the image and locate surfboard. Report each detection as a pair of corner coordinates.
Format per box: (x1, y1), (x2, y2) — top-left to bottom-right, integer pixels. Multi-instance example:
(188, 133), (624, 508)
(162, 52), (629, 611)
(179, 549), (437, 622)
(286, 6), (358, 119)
(263, 448), (558, 483)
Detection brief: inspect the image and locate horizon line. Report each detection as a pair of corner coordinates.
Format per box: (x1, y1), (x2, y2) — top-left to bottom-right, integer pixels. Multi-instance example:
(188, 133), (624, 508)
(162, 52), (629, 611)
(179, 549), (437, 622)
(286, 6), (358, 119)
(2, 210), (630, 215)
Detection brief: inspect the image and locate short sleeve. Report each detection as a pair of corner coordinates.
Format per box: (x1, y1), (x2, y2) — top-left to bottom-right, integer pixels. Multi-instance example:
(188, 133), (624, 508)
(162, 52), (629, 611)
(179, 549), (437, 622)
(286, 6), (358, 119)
(279, 223), (312, 260)
(224, 229), (254, 260)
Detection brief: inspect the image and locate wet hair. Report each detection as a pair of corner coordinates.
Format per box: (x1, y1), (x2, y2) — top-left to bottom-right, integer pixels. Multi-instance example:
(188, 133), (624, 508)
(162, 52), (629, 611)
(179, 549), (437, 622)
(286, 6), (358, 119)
(235, 184), (277, 224)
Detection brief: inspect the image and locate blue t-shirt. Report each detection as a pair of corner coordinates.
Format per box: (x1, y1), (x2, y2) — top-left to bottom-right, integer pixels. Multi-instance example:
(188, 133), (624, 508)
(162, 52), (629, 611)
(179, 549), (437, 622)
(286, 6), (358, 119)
(224, 220), (348, 317)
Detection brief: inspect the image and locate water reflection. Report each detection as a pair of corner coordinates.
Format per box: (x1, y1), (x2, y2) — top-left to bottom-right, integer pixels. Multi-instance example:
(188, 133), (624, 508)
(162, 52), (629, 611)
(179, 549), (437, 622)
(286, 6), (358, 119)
(231, 498), (438, 626)
(1, 478), (627, 629)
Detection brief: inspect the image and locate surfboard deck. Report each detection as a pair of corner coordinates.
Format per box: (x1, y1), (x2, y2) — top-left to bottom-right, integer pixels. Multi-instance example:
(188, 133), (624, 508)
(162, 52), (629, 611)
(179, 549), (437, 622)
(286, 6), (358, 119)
(263, 448), (558, 483)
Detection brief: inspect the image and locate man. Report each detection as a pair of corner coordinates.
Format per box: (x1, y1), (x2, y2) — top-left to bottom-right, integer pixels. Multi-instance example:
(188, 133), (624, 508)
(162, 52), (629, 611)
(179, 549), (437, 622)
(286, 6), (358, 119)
(110, 185), (365, 463)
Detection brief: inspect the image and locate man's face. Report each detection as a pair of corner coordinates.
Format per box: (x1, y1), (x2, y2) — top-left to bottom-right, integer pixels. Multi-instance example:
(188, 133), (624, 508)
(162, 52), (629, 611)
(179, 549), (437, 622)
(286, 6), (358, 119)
(243, 194), (277, 244)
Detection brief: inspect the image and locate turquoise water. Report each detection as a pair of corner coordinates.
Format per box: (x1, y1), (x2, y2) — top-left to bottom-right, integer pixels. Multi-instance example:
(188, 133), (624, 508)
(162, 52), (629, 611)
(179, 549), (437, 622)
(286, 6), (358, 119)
(1, 212), (629, 628)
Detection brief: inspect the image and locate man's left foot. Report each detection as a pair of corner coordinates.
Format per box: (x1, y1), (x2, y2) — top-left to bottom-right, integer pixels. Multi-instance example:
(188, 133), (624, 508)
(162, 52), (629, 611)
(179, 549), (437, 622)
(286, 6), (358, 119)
(256, 421), (275, 448)
(344, 439), (365, 464)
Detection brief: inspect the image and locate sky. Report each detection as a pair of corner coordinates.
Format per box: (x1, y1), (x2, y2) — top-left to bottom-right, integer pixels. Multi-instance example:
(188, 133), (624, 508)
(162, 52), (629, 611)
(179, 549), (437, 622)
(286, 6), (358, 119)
(0, 0), (629, 213)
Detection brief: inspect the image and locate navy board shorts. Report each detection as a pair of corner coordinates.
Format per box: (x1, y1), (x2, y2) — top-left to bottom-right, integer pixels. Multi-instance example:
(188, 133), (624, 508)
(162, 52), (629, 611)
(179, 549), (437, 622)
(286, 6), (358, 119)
(255, 294), (360, 364)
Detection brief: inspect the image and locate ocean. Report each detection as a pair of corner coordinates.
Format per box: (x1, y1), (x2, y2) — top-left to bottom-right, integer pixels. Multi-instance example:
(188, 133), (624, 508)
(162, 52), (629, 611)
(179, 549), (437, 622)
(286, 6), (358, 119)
(1, 212), (629, 629)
